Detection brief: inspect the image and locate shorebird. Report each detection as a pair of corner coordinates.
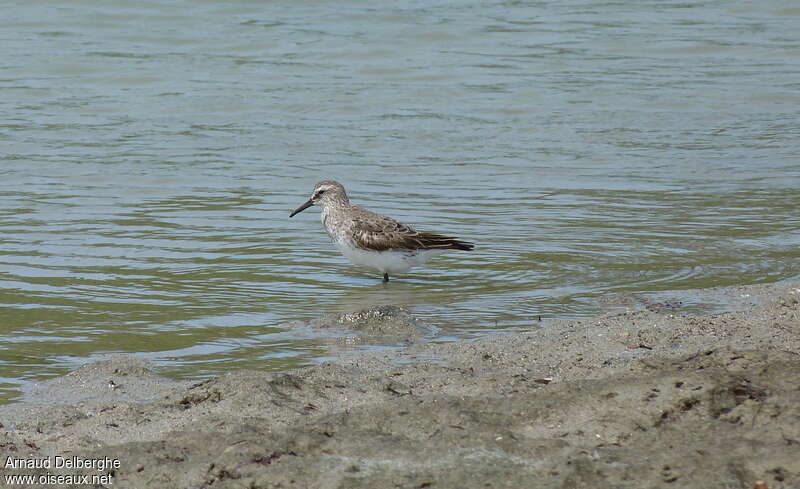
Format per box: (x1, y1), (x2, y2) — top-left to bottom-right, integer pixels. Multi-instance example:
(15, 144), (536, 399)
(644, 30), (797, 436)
(290, 180), (474, 282)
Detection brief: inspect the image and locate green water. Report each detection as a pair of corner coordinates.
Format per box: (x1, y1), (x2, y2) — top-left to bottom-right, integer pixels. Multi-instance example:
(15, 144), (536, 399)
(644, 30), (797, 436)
(1, 0), (799, 403)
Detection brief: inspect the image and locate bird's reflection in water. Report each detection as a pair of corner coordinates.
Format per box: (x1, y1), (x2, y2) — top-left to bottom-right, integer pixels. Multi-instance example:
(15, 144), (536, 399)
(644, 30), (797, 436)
(332, 281), (453, 316)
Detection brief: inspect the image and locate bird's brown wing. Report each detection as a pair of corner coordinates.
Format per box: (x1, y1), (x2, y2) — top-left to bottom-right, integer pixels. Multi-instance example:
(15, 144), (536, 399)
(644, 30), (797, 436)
(350, 212), (474, 252)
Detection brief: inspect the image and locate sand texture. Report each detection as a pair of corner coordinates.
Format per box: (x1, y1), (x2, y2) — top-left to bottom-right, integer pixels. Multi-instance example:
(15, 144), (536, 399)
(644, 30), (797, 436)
(1, 282), (799, 489)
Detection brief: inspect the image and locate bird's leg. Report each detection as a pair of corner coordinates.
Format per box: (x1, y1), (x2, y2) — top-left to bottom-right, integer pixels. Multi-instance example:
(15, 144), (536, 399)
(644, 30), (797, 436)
(383, 273), (389, 282)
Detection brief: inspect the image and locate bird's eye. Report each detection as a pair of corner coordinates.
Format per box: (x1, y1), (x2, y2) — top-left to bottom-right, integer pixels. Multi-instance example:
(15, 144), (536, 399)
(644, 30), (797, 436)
(316, 190), (325, 197)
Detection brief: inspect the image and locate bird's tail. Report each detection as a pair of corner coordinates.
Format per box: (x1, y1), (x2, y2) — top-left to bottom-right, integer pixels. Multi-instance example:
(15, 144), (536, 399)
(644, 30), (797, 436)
(449, 239), (474, 251)
(417, 233), (474, 251)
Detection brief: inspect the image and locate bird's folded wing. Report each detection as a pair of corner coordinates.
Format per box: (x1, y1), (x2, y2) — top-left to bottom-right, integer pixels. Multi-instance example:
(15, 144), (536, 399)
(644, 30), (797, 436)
(351, 216), (471, 251)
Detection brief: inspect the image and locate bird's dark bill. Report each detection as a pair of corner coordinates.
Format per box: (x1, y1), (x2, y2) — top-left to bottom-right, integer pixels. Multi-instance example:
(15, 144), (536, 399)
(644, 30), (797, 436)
(289, 199), (314, 217)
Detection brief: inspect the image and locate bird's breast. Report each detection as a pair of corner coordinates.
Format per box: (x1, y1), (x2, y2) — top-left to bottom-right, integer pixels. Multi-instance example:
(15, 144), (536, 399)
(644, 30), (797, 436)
(320, 209), (345, 243)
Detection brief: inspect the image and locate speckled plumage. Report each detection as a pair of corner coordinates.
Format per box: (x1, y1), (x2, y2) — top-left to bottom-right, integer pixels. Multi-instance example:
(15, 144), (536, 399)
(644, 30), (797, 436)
(290, 180), (473, 281)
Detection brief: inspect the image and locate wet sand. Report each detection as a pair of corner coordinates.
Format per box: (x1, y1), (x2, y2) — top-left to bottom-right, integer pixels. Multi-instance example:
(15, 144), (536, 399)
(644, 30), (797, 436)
(1, 282), (799, 488)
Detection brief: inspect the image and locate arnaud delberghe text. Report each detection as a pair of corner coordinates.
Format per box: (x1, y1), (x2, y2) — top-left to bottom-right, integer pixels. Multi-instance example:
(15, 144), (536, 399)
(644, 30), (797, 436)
(5, 455), (120, 471)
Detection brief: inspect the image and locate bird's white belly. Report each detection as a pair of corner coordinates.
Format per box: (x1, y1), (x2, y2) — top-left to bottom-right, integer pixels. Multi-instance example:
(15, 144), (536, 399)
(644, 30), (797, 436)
(335, 243), (444, 274)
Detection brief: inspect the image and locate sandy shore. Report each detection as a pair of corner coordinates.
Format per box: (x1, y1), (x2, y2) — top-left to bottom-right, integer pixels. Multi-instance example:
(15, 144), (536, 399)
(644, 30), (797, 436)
(2, 282), (799, 488)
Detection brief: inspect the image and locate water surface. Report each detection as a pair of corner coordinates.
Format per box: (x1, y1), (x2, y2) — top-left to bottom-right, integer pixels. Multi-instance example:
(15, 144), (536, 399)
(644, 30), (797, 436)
(1, 0), (799, 403)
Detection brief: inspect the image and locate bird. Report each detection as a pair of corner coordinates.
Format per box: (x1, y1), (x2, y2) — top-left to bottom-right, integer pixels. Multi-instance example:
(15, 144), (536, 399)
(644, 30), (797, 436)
(289, 180), (474, 282)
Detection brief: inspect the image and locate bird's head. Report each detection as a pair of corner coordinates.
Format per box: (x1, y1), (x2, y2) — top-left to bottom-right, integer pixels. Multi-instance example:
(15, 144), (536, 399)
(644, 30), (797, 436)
(289, 180), (348, 217)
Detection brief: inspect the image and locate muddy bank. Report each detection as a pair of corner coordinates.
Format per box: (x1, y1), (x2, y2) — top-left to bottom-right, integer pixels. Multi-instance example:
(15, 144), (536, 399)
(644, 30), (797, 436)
(1, 282), (799, 488)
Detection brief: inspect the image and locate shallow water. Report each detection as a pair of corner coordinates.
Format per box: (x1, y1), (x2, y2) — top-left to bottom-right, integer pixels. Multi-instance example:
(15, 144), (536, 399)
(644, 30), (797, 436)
(1, 0), (799, 403)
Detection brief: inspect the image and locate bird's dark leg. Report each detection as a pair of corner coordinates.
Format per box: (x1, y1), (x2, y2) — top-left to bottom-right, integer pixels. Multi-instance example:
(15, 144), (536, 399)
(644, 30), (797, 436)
(383, 273), (389, 282)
